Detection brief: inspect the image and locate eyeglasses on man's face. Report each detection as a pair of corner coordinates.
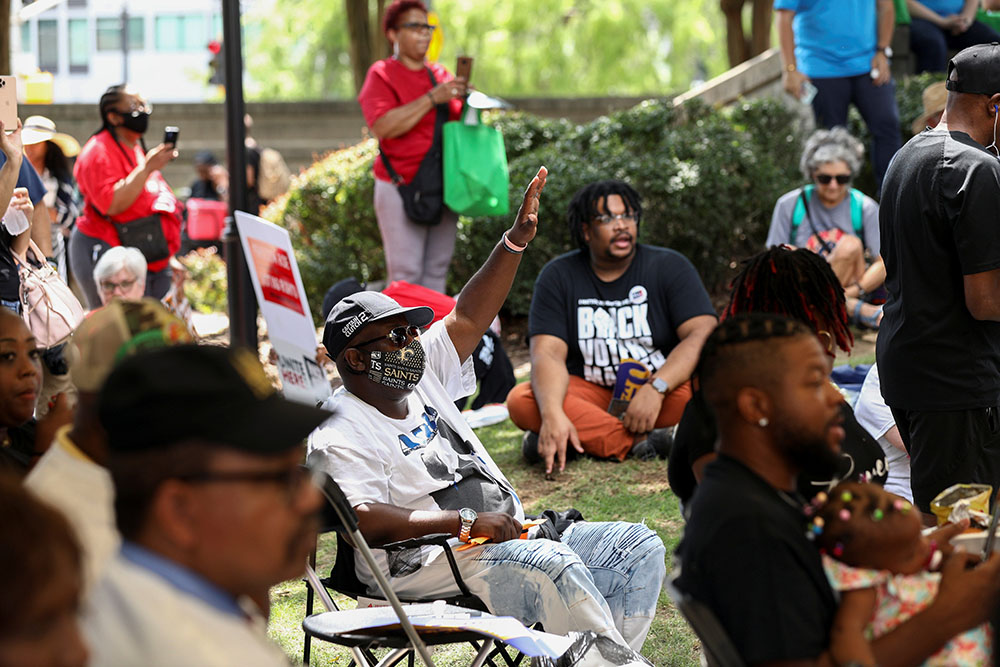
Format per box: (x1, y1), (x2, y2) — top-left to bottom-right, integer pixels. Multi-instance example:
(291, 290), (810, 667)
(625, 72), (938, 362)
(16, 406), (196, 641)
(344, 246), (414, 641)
(353, 324), (420, 350)
(592, 212), (638, 226)
(100, 277), (138, 293)
(175, 465), (315, 504)
(814, 173), (851, 185)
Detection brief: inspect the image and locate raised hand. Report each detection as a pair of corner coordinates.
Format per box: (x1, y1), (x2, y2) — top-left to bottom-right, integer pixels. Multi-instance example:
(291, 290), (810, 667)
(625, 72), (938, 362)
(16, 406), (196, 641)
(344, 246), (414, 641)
(507, 166), (547, 248)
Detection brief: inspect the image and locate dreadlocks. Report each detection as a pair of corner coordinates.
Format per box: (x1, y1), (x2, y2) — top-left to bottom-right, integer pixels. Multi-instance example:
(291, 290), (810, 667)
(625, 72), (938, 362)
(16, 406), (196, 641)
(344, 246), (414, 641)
(567, 180), (643, 250)
(725, 245), (853, 353)
(696, 313), (815, 412)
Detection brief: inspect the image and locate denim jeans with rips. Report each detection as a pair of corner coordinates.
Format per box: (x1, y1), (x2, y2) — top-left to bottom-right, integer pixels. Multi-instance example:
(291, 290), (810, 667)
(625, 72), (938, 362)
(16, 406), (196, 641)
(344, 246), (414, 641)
(383, 520), (666, 651)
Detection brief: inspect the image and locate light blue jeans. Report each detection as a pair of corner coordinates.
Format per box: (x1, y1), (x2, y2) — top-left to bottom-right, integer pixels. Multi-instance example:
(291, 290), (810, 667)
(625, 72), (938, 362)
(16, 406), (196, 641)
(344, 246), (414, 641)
(386, 521), (666, 651)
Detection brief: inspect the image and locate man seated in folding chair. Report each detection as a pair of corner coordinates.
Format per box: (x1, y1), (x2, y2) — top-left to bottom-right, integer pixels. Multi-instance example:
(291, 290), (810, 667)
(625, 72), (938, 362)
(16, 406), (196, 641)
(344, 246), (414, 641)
(674, 314), (1000, 665)
(308, 167), (666, 652)
(82, 345), (332, 665)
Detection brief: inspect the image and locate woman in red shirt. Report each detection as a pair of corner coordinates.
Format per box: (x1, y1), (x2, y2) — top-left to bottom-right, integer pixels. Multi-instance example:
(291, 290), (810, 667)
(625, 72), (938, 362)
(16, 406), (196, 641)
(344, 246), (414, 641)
(359, 0), (466, 293)
(68, 84), (181, 309)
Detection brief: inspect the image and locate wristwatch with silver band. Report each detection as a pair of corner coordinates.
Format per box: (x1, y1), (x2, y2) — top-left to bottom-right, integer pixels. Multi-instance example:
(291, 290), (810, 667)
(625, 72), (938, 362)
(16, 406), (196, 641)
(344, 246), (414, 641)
(458, 507), (477, 542)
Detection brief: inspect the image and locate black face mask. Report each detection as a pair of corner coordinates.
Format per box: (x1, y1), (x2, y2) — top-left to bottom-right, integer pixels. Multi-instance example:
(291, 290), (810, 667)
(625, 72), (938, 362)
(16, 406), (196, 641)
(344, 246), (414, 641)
(118, 110), (150, 134)
(367, 339), (426, 391)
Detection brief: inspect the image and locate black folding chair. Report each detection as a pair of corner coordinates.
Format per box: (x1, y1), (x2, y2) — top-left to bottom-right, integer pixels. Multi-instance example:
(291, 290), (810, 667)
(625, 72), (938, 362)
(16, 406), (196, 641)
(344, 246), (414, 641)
(665, 570), (745, 667)
(302, 471), (529, 667)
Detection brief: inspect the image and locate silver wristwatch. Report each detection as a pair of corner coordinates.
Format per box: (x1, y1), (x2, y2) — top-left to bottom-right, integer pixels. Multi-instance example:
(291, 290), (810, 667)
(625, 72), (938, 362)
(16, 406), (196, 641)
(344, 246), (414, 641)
(458, 507), (478, 542)
(651, 377), (669, 394)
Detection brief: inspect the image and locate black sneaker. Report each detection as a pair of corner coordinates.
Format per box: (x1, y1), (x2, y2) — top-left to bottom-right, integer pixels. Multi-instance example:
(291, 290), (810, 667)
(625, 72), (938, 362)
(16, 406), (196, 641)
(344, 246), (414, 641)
(522, 431), (541, 464)
(628, 427), (674, 461)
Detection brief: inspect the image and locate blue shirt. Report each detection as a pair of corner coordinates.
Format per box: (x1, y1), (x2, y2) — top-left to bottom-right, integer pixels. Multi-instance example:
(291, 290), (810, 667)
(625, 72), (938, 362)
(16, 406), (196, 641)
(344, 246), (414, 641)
(0, 152), (46, 204)
(121, 541), (246, 619)
(775, 0), (878, 78)
(919, 0), (963, 15)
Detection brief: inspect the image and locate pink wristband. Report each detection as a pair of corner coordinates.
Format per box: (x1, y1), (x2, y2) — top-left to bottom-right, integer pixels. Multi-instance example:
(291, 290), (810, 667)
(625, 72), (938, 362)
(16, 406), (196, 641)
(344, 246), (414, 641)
(502, 232), (527, 253)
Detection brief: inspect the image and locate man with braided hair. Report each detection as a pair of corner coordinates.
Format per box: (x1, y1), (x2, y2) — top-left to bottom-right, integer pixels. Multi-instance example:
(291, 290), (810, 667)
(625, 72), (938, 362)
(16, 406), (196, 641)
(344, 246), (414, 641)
(666, 246), (888, 506)
(675, 312), (1000, 665)
(507, 180), (717, 476)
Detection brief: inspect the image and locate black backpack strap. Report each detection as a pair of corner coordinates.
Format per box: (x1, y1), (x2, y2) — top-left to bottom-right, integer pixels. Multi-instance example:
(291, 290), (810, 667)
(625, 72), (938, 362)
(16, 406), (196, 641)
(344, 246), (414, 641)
(379, 66), (448, 186)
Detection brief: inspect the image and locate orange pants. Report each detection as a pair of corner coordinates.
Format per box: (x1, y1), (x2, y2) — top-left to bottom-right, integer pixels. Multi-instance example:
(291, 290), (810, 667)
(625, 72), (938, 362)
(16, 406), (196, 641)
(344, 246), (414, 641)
(506, 375), (692, 461)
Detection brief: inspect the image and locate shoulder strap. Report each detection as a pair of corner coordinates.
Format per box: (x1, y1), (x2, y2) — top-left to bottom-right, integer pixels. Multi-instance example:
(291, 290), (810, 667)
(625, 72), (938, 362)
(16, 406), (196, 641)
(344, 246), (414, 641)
(379, 66), (449, 185)
(789, 185), (813, 244)
(849, 188), (865, 249)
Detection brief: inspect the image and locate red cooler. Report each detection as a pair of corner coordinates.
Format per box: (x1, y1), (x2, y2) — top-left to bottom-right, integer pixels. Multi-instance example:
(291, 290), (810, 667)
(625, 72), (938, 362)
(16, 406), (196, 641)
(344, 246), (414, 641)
(186, 198), (228, 241)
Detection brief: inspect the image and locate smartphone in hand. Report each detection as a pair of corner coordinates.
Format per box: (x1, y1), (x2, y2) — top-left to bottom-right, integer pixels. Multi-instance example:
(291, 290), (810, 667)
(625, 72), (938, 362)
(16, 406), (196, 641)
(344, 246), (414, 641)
(0, 77), (17, 132)
(800, 81), (818, 106)
(456, 56), (473, 82)
(163, 126), (179, 147)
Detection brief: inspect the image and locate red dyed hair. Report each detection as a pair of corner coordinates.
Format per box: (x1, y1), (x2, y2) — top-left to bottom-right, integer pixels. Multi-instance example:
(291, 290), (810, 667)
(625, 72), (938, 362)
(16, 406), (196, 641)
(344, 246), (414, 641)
(383, 0), (429, 38)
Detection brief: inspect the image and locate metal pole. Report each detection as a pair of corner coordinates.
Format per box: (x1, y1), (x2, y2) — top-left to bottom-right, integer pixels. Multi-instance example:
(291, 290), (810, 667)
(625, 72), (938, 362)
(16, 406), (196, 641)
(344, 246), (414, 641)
(221, 0), (258, 350)
(120, 5), (129, 82)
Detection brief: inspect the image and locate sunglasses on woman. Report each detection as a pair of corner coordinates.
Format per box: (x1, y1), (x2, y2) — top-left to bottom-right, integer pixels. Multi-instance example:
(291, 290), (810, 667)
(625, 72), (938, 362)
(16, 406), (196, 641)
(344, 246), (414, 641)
(353, 325), (420, 349)
(815, 173), (851, 185)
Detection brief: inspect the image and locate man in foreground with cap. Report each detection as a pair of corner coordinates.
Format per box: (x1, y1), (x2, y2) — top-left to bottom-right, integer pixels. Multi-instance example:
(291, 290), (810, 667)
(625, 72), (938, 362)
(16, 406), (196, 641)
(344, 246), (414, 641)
(308, 167), (666, 652)
(82, 344), (330, 665)
(25, 298), (193, 593)
(878, 43), (1000, 514)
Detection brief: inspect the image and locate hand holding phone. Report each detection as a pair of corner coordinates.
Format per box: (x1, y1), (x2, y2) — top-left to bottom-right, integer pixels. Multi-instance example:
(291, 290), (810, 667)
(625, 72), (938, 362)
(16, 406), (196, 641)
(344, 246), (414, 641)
(163, 126), (179, 147)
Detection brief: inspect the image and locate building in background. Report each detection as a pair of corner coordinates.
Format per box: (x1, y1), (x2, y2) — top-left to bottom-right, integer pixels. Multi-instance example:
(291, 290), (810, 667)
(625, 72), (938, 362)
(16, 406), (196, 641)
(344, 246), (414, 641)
(12, 0), (249, 103)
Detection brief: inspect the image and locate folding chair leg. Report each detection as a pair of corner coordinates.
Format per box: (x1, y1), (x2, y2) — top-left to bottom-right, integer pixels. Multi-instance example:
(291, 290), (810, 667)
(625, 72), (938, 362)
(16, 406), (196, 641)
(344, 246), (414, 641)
(470, 639), (496, 667)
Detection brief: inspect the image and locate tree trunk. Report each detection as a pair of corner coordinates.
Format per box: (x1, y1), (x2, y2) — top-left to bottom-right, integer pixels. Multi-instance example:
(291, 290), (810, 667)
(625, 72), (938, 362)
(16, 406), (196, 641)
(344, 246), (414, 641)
(345, 0), (375, 94)
(0, 0), (11, 77)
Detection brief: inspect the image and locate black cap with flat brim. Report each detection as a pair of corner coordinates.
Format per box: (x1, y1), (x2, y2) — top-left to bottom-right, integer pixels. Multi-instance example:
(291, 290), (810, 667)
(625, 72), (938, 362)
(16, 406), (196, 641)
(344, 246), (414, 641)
(947, 43), (1000, 96)
(323, 291), (434, 360)
(99, 344), (332, 455)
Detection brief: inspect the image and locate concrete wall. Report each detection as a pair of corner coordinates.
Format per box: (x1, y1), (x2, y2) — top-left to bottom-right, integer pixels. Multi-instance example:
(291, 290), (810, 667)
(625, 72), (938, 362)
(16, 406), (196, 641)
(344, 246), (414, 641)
(22, 95), (650, 191)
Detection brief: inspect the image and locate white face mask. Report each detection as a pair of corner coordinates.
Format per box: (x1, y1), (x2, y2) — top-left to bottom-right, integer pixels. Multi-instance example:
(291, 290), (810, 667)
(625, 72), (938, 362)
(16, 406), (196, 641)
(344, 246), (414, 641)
(2, 206), (29, 236)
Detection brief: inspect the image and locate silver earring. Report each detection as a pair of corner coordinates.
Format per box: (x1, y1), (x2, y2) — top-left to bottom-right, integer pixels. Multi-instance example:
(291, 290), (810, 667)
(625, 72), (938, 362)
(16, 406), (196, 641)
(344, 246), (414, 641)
(758, 417), (769, 427)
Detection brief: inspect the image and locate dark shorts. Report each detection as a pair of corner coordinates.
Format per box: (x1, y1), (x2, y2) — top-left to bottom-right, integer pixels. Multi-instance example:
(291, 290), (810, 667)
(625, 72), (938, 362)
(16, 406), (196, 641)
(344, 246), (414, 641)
(890, 405), (1000, 512)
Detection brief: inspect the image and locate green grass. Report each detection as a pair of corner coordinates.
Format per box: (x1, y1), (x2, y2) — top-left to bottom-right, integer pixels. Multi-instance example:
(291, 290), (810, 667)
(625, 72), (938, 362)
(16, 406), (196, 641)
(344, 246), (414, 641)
(266, 419), (701, 666)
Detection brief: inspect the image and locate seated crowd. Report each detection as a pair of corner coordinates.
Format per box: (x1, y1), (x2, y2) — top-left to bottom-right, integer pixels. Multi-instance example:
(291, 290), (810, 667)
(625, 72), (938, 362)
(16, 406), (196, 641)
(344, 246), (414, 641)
(9, 38), (1000, 667)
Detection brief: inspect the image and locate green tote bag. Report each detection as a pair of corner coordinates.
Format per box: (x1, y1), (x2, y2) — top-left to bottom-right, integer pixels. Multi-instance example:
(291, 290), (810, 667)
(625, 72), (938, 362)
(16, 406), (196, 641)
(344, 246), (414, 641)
(443, 105), (510, 217)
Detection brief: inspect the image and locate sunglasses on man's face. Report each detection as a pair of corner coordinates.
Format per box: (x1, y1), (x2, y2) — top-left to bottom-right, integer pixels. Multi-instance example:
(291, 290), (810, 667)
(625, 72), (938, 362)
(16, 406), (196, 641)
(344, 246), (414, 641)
(353, 325), (420, 349)
(815, 173), (851, 185)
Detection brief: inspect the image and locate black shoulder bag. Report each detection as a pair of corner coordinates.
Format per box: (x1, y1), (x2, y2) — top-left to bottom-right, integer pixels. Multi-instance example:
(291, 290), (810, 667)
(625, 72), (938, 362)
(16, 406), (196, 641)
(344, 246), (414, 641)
(379, 67), (449, 225)
(89, 202), (169, 264)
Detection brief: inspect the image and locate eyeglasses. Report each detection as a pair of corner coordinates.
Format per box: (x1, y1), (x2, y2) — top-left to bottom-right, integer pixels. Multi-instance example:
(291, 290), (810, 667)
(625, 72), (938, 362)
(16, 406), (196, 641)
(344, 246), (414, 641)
(815, 174), (851, 185)
(99, 278), (138, 293)
(353, 324), (420, 349)
(176, 465), (315, 503)
(593, 212), (637, 226)
(115, 101), (152, 116)
(398, 22), (436, 33)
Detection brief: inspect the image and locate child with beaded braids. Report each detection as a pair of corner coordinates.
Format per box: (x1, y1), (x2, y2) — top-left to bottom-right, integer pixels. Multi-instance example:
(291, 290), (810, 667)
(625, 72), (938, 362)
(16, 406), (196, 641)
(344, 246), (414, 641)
(813, 480), (991, 666)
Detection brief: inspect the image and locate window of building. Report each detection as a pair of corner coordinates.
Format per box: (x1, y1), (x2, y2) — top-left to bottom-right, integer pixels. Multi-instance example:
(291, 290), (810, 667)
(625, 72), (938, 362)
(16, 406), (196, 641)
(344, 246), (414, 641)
(68, 0), (87, 6)
(68, 19), (88, 73)
(96, 17), (144, 52)
(155, 15), (208, 52)
(20, 22), (30, 52)
(38, 20), (58, 73)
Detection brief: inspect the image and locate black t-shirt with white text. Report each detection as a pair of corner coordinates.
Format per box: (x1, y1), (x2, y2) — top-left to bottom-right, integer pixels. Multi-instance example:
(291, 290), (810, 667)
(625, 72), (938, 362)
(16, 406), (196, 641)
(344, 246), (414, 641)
(529, 245), (715, 386)
(878, 129), (1000, 410)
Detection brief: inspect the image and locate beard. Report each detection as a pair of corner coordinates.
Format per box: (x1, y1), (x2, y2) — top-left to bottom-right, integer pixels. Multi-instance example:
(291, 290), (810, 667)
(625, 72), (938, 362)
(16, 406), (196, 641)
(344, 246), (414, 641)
(772, 420), (843, 480)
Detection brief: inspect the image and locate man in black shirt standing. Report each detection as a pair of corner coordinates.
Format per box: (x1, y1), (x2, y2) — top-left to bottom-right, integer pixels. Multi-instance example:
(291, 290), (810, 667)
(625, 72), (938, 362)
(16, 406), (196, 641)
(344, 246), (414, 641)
(677, 313), (1000, 664)
(506, 180), (717, 476)
(878, 43), (1000, 513)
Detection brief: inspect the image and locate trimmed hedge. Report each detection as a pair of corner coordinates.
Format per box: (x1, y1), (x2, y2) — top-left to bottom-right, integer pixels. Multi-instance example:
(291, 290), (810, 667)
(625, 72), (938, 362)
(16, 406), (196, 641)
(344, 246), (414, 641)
(267, 80), (935, 322)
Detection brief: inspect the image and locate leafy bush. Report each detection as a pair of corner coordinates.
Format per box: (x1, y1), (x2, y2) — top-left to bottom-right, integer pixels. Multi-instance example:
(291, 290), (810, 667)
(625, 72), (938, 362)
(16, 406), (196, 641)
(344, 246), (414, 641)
(180, 247), (228, 314)
(274, 90), (977, 320)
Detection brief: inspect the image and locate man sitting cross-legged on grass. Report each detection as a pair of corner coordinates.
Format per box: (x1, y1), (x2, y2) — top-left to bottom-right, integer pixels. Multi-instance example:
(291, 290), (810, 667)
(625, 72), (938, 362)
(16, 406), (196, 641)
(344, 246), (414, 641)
(507, 180), (717, 477)
(675, 313), (1000, 665)
(307, 168), (666, 652)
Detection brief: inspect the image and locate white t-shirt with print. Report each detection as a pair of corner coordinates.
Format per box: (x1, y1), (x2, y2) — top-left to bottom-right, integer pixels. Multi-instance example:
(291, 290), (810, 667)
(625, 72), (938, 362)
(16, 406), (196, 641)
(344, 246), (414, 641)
(307, 321), (524, 586)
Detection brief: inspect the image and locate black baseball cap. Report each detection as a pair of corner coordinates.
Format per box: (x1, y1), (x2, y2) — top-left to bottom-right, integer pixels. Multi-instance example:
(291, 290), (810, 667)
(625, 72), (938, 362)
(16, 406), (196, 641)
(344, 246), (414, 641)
(98, 344), (332, 455)
(946, 43), (1000, 96)
(323, 291), (433, 360)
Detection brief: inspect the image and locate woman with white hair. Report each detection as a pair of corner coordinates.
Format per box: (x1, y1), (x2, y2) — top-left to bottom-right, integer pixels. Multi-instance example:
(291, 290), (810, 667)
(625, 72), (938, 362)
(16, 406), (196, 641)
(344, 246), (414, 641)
(765, 127), (885, 328)
(92, 246), (193, 326)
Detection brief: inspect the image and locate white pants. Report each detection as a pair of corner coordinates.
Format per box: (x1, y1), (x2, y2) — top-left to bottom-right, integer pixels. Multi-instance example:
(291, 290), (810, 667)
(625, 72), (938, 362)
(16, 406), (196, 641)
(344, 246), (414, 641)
(374, 178), (458, 294)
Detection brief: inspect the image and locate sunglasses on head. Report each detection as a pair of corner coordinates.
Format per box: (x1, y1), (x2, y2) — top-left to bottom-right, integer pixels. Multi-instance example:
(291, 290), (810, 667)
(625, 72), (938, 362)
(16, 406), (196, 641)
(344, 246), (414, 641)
(815, 173), (851, 185)
(353, 325), (420, 349)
